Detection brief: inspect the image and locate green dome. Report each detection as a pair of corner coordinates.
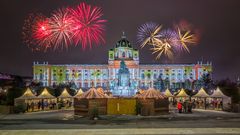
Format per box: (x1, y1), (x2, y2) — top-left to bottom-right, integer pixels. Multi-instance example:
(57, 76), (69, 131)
(116, 38), (132, 48)
(115, 32), (132, 48)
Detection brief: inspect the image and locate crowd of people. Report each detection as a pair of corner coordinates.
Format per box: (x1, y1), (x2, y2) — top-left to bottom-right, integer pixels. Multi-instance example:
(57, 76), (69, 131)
(173, 98), (224, 113)
(177, 100), (193, 113)
(25, 99), (73, 112)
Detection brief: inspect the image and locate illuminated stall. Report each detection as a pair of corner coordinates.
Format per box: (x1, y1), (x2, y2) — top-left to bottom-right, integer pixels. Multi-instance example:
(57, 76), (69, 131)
(135, 88), (169, 116)
(74, 87), (109, 116)
(210, 87), (231, 111)
(164, 88), (174, 102)
(74, 88), (84, 98)
(37, 88), (57, 110)
(192, 87), (210, 109)
(58, 88), (73, 108)
(14, 88), (39, 112)
(175, 88), (190, 102)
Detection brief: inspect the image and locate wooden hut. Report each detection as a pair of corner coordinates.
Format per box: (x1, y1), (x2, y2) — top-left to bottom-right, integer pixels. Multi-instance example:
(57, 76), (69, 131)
(96, 87), (105, 94)
(74, 87), (108, 116)
(135, 88), (169, 116)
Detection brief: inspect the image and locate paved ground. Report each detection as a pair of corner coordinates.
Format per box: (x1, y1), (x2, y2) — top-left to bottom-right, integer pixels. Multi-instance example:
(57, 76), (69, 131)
(0, 109), (240, 134)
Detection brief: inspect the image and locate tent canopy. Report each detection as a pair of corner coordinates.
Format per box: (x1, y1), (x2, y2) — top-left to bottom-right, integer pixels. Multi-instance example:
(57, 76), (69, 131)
(96, 87), (105, 94)
(210, 87), (229, 98)
(16, 88), (37, 100)
(79, 87), (109, 99)
(74, 88), (84, 97)
(137, 89), (145, 94)
(175, 88), (189, 97)
(193, 87), (209, 98)
(58, 88), (72, 98)
(37, 88), (56, 99)
(164, 88), (173, 97)
(135, 88), (166, 99)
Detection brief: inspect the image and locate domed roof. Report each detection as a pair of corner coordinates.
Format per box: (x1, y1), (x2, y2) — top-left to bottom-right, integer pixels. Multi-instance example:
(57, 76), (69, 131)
(116, 32), (132, 48)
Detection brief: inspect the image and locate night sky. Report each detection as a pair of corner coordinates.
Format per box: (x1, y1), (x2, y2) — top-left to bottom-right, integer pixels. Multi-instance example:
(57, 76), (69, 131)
(0, 0), (240, 81)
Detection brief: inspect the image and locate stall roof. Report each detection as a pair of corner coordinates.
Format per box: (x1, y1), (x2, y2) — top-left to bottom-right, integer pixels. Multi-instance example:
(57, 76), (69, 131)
(96, 87), (104, 94)
(175, 88), (189, 97)
(193, 87), (209, 98)
(74, 88), (84, 97)
(37, 88), (56, 99)
(210, 87), (229, 98)
(138, 89), (146, 94)
(58, 88), (72, 98)
(16, 88), (37, 99)
(164, 88), (173, 97)
(79, 87), (109, 99)
(135, 88), (166, 99)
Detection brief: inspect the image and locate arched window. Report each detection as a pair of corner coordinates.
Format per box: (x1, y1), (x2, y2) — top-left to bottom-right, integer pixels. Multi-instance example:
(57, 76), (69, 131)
(122, 52), (125, 58)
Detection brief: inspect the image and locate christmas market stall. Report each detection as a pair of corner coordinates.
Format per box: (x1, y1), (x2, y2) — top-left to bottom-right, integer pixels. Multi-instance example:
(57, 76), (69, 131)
(210, 87), (231, 111)
(164, 88), (176, 106)
(37, 88), (57, 110)
(74, 87), (109, 116)
(57, 88), (73, 108)
(175, 88), (190, 102)
(96, 87), (105, 94)
(164, 88), (174, 102)
(135, 88), (169, 116)
(14, 88), (39, 112)
(192, 87), (210, 109)
(74, 88), (84, 98)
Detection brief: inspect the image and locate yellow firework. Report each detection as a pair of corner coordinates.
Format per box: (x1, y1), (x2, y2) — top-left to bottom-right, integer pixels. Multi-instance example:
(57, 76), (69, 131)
(138, 24), (162, 48)
(178, 27), (197, 53)
(151, 40), (173, 59)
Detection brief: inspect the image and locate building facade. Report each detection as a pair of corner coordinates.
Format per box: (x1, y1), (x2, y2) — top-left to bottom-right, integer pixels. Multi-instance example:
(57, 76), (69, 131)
(33, 33), (212, 96)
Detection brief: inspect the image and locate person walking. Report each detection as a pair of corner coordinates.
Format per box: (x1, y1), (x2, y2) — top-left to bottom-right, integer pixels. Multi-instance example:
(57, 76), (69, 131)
(188, 100), (193, 113)
(37, 101), (41, 110)
(177, 100), (183, 113)
(30, 102), (34, 112)
(183, 101), (187, 113)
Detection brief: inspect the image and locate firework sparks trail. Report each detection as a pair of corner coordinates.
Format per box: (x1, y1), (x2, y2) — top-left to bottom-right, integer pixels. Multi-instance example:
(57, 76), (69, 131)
(22, 2), (107, 51)
(151, 40), (173, 59)
(137, 22), (162, 48)
(137, 21), (199, 60)
(177, 27), (197, 53)
(69, 3), (106, 49)
(22, 13), (51, 51)
(48, 8), (74, 50)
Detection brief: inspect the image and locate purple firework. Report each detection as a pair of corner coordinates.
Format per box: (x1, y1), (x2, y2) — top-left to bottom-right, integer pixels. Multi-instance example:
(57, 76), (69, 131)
(159, 28), (182, 52)
(137, 22), (162, 48)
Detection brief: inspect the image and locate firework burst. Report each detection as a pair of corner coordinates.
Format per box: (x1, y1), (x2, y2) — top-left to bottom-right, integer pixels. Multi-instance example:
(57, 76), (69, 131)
(69, 3), (106, 49)
(22, 3), (107, 51)
(137, 21), (199, 60)
(177, 27), (198, 53)
(22, 13), (50, 51)
(137, 22), (162, 48)
(151, 41), (173, 59)
(48, 8), (74, 50)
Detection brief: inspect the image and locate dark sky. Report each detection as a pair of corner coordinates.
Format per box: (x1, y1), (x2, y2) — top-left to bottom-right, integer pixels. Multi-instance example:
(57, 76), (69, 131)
(0, 0), (240, 81)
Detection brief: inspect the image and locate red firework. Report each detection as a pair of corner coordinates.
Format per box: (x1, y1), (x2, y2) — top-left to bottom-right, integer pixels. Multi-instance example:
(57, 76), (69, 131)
(48, 8), (74, 50)
(69, 3), (107, 49)
(23, 3), (106, 51)
(33, 19), (51, 48)
(22, 13), (50, 51)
